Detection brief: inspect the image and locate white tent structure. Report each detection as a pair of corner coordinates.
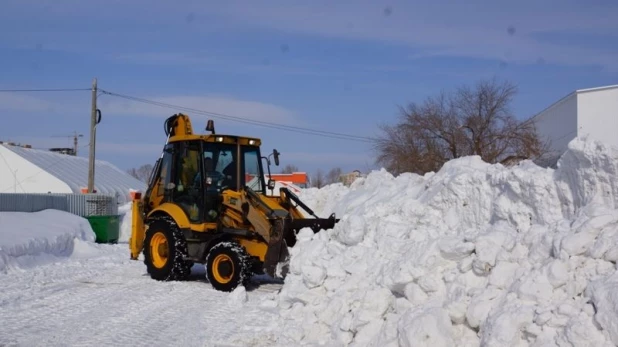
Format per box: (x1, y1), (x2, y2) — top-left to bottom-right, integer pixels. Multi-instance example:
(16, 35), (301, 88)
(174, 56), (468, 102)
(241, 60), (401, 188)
(0, 143), (146, 203)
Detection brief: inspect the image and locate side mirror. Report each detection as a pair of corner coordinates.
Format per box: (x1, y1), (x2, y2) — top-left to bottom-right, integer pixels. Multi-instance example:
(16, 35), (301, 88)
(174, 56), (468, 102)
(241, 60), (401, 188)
(206, 119), (215, 134)
(273, 149), (280, 166)
(267, 179), (276, 190)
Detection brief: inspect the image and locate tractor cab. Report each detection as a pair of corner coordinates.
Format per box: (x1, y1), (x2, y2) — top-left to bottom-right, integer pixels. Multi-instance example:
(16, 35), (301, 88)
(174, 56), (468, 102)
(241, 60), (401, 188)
(142, 116), (279, 226)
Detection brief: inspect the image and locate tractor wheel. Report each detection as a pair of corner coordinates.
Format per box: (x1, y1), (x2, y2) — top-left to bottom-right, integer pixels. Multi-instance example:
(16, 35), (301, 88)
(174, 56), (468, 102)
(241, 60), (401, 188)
(143, 218), (192, 281)
(205, 241), (252, 292)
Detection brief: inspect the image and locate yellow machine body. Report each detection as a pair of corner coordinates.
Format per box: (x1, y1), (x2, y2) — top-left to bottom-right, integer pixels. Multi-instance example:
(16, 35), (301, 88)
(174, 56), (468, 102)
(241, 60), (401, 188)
(128, 113), (338, 291)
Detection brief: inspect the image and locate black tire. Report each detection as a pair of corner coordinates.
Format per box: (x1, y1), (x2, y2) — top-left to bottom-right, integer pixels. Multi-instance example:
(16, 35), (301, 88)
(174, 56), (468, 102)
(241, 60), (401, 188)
(205, 241), (252, 292)
(143, 218), (192, 281)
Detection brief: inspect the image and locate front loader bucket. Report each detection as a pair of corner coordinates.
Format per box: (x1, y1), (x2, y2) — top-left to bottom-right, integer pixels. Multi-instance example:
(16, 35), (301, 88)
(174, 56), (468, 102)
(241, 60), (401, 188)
(250, 187), (341, 278)
(263, 219), (290, 278)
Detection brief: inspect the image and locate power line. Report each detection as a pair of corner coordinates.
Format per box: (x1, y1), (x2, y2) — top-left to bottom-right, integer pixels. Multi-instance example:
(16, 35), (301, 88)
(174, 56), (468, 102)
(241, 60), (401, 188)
(99, 89), (377, 143)
(101, 89), (375, 142)
(0, 88), (90, 92)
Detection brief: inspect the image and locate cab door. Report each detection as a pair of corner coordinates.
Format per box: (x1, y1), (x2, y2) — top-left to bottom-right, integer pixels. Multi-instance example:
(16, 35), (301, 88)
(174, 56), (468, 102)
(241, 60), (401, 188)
(170, 140), (205, 224)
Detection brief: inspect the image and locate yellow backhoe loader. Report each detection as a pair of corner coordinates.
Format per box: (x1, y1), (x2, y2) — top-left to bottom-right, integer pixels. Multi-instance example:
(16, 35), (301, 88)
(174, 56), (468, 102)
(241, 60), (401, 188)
(129, 113), (339, 291)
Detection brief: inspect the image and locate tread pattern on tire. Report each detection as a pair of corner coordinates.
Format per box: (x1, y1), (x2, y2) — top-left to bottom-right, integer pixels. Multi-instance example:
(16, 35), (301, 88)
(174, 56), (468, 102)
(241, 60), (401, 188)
(143, 216), (192, 281)
(205, 241), (252, 292)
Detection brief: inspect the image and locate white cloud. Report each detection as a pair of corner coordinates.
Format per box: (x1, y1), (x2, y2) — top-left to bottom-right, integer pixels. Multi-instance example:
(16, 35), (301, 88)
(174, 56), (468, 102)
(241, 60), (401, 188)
(0, 91), (304, 129)
(108, 51), (329, 76)
(109, 52), (214, 65)
(205, 1), (618, 70)
(6, 1), (615, 71)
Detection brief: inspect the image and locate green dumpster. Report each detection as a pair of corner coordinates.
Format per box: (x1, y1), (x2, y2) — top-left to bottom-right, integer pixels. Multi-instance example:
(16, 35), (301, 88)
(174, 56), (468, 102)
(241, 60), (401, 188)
(86, 215), (120, 244)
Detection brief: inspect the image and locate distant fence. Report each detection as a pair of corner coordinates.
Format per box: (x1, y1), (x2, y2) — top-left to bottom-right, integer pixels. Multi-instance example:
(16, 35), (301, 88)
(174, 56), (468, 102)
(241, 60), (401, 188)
(0, 193), (119, 216)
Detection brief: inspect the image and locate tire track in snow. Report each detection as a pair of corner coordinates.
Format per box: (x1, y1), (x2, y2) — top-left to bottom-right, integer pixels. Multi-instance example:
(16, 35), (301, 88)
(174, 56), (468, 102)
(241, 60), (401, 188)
(0, 244), (286, 346)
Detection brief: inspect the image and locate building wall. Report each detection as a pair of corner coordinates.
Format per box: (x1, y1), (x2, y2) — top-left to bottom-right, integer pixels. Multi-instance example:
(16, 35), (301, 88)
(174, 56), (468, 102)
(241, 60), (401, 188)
(577, 87), (618, 149)
(532, 93), (578, 164)
(0, 145), (72, 194)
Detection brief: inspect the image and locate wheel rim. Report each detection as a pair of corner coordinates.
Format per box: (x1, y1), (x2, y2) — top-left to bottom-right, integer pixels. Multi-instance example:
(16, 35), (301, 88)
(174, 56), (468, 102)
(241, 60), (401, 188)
(212, 254), (234, 284)
(150, 232), (169, 268)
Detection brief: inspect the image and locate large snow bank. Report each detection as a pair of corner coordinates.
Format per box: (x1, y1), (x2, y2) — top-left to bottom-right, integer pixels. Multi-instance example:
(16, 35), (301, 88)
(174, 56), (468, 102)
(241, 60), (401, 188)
(272, 137), (618, 346)
(0, 209), (96, 273)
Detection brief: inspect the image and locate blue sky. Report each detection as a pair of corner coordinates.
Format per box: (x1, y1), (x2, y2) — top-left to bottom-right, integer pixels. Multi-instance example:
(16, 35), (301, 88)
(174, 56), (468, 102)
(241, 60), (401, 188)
(1, 0), (617, 178)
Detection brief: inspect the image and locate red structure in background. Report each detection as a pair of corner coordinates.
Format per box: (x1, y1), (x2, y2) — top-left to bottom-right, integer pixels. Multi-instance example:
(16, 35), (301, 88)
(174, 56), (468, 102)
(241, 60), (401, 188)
(265, 172), (310, 188)
(243, 172), (310, 189)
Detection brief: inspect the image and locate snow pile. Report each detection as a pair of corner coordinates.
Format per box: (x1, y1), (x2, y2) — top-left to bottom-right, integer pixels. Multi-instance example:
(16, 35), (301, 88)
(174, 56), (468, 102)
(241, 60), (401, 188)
(118, 201), (133, 243)
(0, 209), (96, 273)
(273, 137), (618, 346)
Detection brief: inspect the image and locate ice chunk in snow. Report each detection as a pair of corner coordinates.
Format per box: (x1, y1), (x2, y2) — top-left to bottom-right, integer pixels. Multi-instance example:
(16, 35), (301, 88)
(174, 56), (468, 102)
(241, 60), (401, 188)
(514, 270), (554, 302)
(334, 214), (367, 246)
(488, 261), (519, 289)
(397, 304), (454, 347)
(438, 236), (475, 261)
(587, 271), (618, 345)
(547, 259), (569, 288)
(479, 294), (535, 346)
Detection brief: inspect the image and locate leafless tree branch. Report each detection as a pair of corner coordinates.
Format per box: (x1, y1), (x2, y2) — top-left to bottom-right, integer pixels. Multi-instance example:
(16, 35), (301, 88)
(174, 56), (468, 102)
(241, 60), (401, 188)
(374, 78), (549, 175)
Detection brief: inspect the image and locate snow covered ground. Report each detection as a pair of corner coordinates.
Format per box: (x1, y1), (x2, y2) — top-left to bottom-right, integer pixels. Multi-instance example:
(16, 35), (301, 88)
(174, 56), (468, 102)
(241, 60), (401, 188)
(0, 210), (291, 346)
(2, 136), (618, 346)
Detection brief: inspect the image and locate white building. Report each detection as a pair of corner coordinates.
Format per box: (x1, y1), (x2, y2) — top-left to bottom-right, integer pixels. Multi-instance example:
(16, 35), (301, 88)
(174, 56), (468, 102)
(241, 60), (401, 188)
(0, 143), (146, 203)
(531, 84), (618, 166)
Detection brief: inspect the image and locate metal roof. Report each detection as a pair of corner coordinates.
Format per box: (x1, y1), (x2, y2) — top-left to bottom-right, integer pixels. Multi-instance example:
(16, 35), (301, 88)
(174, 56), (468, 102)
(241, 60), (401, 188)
(528, 83), (618, 122)
(1, 144), (146, 203)
(575, 84), (618, 94)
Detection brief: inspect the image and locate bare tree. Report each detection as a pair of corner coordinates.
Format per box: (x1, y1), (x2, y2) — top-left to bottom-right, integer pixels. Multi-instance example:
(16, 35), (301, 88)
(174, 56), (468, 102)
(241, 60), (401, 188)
(374, 78), (548, 175)
(312, 169), (325, 188)
(326, 167), (343, 184)
(280, 164), (299, 174)
(128, 164), (154, 182)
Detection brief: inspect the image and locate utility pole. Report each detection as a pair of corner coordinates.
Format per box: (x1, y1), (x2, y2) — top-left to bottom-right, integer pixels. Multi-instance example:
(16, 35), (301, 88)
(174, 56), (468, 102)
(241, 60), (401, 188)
(87, 78), (97, 193)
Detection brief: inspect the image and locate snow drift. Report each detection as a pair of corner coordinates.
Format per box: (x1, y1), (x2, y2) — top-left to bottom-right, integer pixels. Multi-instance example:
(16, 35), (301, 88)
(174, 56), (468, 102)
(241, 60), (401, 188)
(272, 137), (618, 346)
(0, 209), (96, 273)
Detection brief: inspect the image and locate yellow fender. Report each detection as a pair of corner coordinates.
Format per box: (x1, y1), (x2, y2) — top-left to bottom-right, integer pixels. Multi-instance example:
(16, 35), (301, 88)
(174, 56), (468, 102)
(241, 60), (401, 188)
(129, 202), (191, 260)
(147, 203), (192, 228)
